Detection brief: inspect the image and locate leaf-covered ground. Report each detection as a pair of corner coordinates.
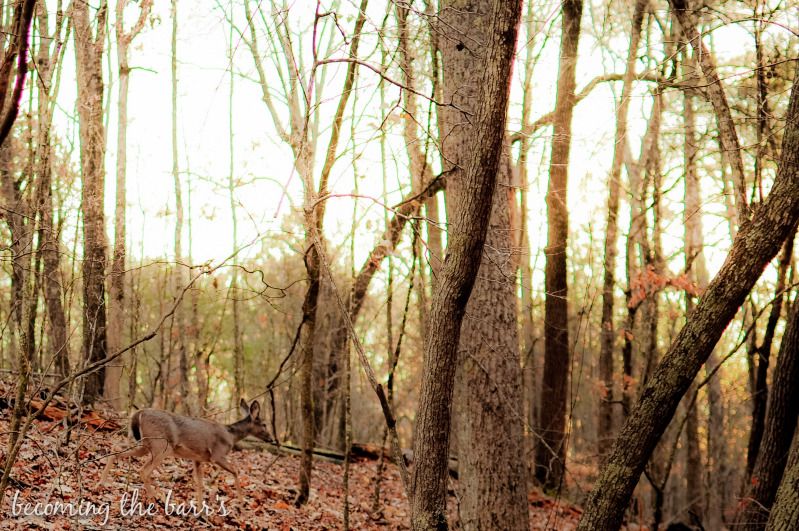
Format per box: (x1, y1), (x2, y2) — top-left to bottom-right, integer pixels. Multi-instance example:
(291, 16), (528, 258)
(0, 411), (584, 529)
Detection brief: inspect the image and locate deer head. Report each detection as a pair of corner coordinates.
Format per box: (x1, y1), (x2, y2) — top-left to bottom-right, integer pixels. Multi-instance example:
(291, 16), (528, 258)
(229, 398), (273, 444)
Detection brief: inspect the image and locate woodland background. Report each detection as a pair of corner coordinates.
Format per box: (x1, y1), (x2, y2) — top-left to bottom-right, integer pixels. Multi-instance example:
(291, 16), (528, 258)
(0, 0), (799, 529)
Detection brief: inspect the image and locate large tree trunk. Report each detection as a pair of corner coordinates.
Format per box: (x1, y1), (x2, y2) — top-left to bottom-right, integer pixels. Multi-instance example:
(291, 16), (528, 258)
(453, 156), (529, 531)
(577, 61), (799, 531)
(436, 1), (529, 528)
(410, 1), (523, 528)
(72, 0), (109, 404)
(536, 0), (582, 490)
(597, 0), (646, 458)
(768, 431), (799, 530)
(736, 295), (799, 529)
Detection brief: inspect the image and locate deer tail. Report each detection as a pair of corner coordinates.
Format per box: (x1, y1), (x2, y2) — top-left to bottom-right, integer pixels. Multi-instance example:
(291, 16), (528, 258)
(129, 410), (142, 441)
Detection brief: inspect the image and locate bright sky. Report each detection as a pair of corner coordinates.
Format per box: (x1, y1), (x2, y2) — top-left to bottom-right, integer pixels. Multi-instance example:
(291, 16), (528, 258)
(44, 0), (794, 291)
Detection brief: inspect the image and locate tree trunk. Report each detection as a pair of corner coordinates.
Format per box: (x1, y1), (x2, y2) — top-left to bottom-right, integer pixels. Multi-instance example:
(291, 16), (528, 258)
(33, 4), (70, 379)
(746, 233), (794, 480)
(737, 299), (799, 529)
(768, 431), (799, 530)
(621, 90), (660, 420)
(73, 0), (109, 404)
(685, 391), (703, 523)
(168, 0), (189, 412)
(577, 61), (799, 531)
(228, 4), (244, 405)
(744, 13), (793, 481)
(598, 0), (646, 458)
(681, 27), (729, 529)
(683, 70), (705, 528)
(436, 1), (529, 528)
(105, 0), (150, 410)
(518, 0), (539, 476)
(296, 238), (320, 506)
(104, 15), (129, 411)
(410, 1), (523, 528)
(0, 0), (36, 149)
(536, 0), (582, 490)
(0, 146), (33, 366)
(453, 156), (529, 531)
(37, 125), (69, 377)
(296, 0), (370, 501)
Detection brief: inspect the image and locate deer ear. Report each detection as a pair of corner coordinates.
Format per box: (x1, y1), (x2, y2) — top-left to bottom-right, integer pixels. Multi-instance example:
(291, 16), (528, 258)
(249, 400), (261, 420)
(239, 398), (250, 418)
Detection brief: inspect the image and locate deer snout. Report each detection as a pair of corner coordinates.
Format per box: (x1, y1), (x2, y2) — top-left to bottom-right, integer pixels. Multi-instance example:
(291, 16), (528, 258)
(251, 423), (274, 444)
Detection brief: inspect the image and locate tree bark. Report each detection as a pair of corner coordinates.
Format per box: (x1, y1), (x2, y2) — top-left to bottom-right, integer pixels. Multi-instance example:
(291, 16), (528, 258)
(768, 431), (799, 530)
(410, 1), (523, 528)
(577, 60), (799, 531)
(454, 157), (529, 531)
(72, 0), (109, 404)
(737, 298), (799, 529)
(105, 3), (129, 410)
(436, 1), (529, 528)
(536, 0), (582, 490)
(685, 389), (703, 523)
(0, 0), (36, 148)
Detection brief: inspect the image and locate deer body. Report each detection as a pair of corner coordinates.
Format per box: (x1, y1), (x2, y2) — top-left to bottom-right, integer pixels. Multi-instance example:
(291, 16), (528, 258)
(100, 399), (271, 504)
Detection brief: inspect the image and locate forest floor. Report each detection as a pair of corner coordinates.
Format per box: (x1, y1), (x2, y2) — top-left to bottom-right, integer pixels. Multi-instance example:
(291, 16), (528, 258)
(0, 405), (586, 530)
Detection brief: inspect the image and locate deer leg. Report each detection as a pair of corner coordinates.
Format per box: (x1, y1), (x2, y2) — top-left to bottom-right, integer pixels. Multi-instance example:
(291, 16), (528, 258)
(139, 441), (169, 501)
(192, 461), (204, 506)
(212, 456), (240, 499)
(99, 445), (147, 485)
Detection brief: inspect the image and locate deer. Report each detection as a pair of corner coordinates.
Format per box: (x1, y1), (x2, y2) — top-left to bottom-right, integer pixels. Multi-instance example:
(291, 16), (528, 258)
(99, 398), (273, 505)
